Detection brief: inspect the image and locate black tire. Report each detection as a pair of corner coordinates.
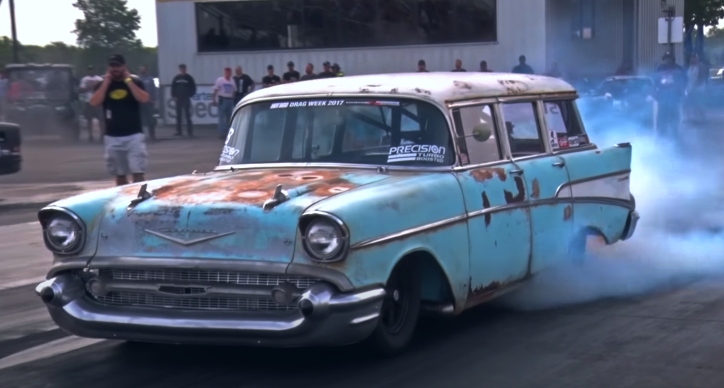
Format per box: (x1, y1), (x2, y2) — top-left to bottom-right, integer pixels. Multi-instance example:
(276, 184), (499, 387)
(367, 259), (422, 357)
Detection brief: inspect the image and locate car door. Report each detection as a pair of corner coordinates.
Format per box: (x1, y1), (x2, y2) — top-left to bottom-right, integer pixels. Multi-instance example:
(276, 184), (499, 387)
(451, 103), (531, 306)
(499, 101), (574, 273)
(543, 98), (634, 243)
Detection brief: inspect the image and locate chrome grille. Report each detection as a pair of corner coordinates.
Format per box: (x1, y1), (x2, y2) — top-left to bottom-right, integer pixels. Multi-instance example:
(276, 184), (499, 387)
(87, 268), (321, 312)
(100, 268), (319, 289)
(96, 291), (296, 311)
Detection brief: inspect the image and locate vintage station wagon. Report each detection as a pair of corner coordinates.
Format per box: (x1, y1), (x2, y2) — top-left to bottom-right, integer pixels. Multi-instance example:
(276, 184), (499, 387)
(36, 73), (639, 355)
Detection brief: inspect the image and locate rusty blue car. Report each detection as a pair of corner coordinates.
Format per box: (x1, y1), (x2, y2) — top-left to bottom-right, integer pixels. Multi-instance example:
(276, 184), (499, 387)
(35, 73), (639, 355)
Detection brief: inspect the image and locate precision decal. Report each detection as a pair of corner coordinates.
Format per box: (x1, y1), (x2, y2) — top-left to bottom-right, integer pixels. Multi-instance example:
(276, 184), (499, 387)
(387, 144), (446, 163)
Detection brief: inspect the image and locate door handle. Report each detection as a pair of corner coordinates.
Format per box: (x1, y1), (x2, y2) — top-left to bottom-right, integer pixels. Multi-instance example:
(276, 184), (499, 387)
(509, 169), (524, 175)
(552, 161), (565, 168)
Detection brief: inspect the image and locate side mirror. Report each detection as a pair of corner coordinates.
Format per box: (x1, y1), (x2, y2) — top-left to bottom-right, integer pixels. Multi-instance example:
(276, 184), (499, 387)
(471, 124), (492, 142)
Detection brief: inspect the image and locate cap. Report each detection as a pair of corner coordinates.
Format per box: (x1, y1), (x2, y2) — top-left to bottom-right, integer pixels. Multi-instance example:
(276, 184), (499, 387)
(179, 63), (187, 68)
(267, 64), (274, 70)
(87, 65), (94, 69)
(418, 59), (426, 66)
(287, 61), (294, 66)
(331, 63), (340, 69)
(108, 54), (125, 66)
(323, 61), (331, 66)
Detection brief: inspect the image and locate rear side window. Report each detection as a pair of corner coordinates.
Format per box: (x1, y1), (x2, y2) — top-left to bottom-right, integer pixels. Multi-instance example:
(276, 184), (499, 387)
(500, 102), (545, 157)
(543, 100), (591, 150)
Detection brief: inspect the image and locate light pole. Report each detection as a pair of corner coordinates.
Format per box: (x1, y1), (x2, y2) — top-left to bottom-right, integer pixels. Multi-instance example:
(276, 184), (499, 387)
(8, 0), (19, 63)
(661, 0), (676, 58)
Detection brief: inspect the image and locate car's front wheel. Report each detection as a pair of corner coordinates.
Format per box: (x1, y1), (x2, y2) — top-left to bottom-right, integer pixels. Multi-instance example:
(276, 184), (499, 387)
(367, 259), (421, 356)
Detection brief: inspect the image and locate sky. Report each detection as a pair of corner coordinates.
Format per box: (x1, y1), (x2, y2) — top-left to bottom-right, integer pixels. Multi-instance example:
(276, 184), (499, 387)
(0, 0), (157, 47)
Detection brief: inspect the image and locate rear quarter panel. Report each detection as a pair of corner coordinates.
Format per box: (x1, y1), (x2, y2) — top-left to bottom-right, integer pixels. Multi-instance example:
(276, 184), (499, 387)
(558, 144), (633, 243)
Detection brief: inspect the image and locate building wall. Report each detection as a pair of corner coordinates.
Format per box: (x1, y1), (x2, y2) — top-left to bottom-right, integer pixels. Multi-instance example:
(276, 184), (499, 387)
(635, 0), (685, 72)
(545, 0), (627, 78)
(156, 0), (547, 86)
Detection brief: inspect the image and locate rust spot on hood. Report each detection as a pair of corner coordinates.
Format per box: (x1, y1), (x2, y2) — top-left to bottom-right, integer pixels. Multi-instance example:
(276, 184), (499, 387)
(149, 169), (365, 206)
(470, 168), (507, 182)
(531, 178), (540, 199)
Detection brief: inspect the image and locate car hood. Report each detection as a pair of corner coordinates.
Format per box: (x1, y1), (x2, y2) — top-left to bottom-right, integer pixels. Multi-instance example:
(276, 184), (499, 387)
(89, 168), (394, 264)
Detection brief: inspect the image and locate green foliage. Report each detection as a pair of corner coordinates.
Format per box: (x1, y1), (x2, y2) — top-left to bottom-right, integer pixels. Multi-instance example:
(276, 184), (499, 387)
(72, 0), (142, 49)
(0, 38), (158, 76)
(685, 0), (724, 28)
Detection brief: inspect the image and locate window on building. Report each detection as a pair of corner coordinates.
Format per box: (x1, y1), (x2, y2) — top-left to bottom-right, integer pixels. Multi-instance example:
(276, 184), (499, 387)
(570, 0), (595, 39)
(196, 0), (498, 52)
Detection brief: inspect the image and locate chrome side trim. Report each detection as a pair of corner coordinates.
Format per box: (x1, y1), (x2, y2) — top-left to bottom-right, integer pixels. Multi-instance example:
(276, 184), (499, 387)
(351, 196), (635, 250)
(553, 169), (632, 197)
(37, 206), (87, 256)
(351, 214), (468, 250)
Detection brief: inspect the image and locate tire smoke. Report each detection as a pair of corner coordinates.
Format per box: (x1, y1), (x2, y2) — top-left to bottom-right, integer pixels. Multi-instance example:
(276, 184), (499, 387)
(500, 110), (724, 311)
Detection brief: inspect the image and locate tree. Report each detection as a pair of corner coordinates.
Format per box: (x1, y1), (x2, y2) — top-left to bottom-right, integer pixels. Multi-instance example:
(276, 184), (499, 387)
(72, 0), (142, 50)
(685, 0), (724, 28)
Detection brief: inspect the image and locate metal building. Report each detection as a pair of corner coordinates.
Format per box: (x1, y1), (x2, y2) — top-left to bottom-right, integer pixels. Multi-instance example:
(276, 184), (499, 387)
(155, 0), (685, 125)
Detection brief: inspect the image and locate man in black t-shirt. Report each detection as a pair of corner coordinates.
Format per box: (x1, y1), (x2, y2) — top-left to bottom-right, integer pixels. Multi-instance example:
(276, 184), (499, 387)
(317, 61), (336, 78)
(262, 65), (281, 88)
(90, 54), (150, 187)
(233, 66), (255, 104)
(282, 61), (300, 83)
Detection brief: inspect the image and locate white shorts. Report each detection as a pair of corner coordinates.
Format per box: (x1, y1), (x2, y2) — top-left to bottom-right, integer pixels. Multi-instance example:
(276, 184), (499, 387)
(104, 133), (148, 176)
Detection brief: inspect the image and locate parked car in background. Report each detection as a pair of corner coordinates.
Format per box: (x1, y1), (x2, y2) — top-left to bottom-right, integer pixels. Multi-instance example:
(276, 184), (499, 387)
(35, 73), (639, 354)
(578, 75), (655, 130)
(0, 122), (22, 175)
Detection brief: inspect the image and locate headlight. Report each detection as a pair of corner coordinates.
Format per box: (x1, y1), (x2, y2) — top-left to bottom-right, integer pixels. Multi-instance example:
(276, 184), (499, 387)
(39, 208), (85, 254)
(301, 213), (349, 263)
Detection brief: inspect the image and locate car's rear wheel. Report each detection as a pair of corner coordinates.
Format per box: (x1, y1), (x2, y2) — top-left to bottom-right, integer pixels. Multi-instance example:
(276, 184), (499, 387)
(367, 259), (421, 356)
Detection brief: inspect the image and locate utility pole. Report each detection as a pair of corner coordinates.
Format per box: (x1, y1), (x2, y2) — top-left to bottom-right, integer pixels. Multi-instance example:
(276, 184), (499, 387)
(662, 1), (676, 58)
(8, 0), (19, 63)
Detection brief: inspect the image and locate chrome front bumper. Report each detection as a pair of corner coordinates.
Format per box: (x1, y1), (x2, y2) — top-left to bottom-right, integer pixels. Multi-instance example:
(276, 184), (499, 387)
(36, 273), (385, 347)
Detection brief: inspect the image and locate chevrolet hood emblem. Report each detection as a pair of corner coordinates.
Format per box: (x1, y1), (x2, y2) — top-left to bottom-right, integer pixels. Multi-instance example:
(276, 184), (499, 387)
(144, 228), (235, 246)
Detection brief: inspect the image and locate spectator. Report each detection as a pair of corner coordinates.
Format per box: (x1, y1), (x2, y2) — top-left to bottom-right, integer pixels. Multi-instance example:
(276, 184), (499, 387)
(331, 63), (344, 77)
(684, 53), (707, 121)
(138, 65), (157, 141)
(79, 65), (104, 142)
(544, 61), (562, 78)
(615, 60), (635, 76)
(283, 61), (300, 83)
(89, 53), (150, 187)
(212, 67), (237, 140)
(417, 60), (429, 72)
(300, 63), (316, 80)
(262, 65), (281, 88)
(512, 55), (535, 74)
(479, 60), (492, 72)
(170, 64), (197, 137)
(233, 66), (255, 104)
(317, 61), (336, 78)
(451, 59), (466, 72)
(652, 52), (687, 138)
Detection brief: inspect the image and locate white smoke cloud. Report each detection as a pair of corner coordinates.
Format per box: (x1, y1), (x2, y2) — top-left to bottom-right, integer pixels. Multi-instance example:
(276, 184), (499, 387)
(499, 111), (724, 311)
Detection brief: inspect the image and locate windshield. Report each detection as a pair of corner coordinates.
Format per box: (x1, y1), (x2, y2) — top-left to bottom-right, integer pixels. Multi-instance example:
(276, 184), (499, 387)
(6, 68), (71, 101)
(220, 98), (454, 167)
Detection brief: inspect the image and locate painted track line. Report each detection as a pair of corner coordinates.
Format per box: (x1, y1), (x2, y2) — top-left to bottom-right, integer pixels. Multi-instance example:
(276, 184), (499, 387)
(0, 336), (104, 371)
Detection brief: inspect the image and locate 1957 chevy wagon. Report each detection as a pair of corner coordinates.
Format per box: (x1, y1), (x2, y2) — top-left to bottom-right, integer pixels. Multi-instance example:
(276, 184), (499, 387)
(35, 73), (639, 355)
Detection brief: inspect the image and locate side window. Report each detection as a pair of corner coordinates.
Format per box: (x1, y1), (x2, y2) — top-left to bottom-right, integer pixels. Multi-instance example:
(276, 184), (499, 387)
(500, 102), (545, 157)
(454, 104), (502, 165)
(543, 100), (591, 150)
